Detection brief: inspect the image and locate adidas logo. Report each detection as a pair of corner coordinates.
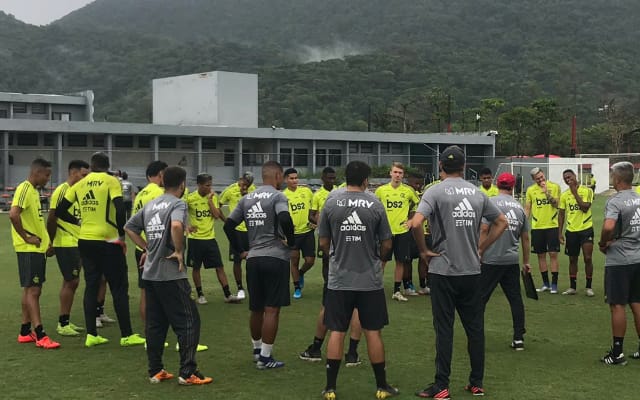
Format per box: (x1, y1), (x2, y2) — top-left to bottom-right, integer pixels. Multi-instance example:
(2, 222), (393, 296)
(631, 208), (640, 226)
(147, 213), (165, 232)
(246, 201), (267, 219)
(340, 210), (366, 231)
(452, 198), (476, 218)
(81, 190), (98, 205)
(506, 209), (518, 221)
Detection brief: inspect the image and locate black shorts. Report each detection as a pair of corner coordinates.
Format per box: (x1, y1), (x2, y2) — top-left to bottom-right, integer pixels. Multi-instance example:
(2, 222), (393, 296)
(17, 252), (46, 287)
(605, 264), (640, 305)
(135, 248), (146, 289)
(531, 228), (560, 254)
(324, 289), (388, 331)
(564, 228), (594, 257)
(229, 230), (250, 262)
(246, 256), (290, 311)
(54, 247), (81, 281)
(293, 231), (316, 258)
(391, 231), (413, 262)
(187, 238), (223, 269)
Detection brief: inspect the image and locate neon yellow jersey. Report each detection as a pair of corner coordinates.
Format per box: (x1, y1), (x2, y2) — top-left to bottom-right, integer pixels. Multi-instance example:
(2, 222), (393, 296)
(181, 186), (190, 201)
(375, 183), (420, 235)
(525, 181), (561, 229)
(64, 172), (122, 241)
(186, 191), (218, 239)
(636, 186), (640, 195)
(559, 186), (594, 232)
(420, 179), (441, 235)
(311, 185), (336, 213)
(480, 184), (499, 197)
(220, 182), (256, 232)
(132, 182), (165, 250)
(49, 182), (80, 247)
(283, 186), (314, 234)
(11, 181), (49, 253)
(338, 182), (346, 189)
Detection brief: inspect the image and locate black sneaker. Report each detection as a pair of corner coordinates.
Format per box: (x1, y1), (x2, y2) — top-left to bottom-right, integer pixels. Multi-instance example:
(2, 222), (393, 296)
(376, 384), (399, 399)
(299, 345), (322, 362)
(344, 352), (361, 367)
(415, 384), (450, 399)
(510, 340), (524, 351)
(601, 350), (627, 366)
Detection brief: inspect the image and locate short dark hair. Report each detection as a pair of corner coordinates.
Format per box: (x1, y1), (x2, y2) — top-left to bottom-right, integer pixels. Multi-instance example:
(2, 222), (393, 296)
(284, 168), (298, 176)
(163, 166), (186, 189)
(345, 161), (371, 186)
(262, 160), (283, 179)
(562, 169), (575, 176)
(408, 171), (424, 180)
(146, 160), (168, 178)
(121, 172), (128, 180)
(90, 152), (110, 171)
(479, 167), (492, 176)
(196, 173), (212, 184)
(322, 167), (336, 175)
(31, 158), (52, 169)
(68, 160), (89, 171)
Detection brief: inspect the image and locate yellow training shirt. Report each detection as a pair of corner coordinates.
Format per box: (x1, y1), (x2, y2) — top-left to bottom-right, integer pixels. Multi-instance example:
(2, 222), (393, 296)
(11, 180), (49, 253)
(49, 182), (80, 247)
(480, 184), (499, 197)
(132, 182), (165, 250)
(525, 181), (561, 229)
(311, 185), (336, 213)
(186, 190), (218, 240)
(64, 172), (123, 241)
(283, 186), (314, 234)
(559, 186), (594, 232)
(375, 183), (420, 235)
(219, 182), (256, 232)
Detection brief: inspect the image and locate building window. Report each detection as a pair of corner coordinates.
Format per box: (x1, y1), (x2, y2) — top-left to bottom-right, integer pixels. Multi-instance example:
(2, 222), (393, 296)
(280, 148), (292, 167)
(243, 150), (263, 166)
(380, 143), (389, 153)
(294, 148), (308, 166)
(360, 142), (373, 153)
(138, 136), (151, 148)
(31, 103), (46, 114)
(179, 137), (194, 149)
(224, 149), (235, 166)
(52, 112), (71, 121)
(17, 133), (38, 146)
(115, 135), (134, 148)
(202, 137), (217, 149)
(43, 134), (55, 147)
(0, 109), (7, 118)
(159, 136), (176, 149)
(328, 149), (342, 167)
(391, 143), (403, 154)
(316, 149), (327, 167)
(13, 103), (27, 113)
(67, 134), (87, 147)
(93, 135), (105, 148)
(348, 142), (358, 153)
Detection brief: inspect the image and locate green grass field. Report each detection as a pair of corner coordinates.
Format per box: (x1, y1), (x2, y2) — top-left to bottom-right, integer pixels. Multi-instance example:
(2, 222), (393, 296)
(1, 195), (638, 400)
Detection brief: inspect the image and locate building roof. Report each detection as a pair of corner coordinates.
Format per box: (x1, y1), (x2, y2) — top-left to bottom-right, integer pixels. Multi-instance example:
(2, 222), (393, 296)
(0, 92), (89, 105)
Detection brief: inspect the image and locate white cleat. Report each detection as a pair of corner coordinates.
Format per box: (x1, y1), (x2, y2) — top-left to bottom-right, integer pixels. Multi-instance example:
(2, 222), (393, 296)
(237, 289), (246, 300)
(197, 296), (208, 305)
(392, 291), (408, 302)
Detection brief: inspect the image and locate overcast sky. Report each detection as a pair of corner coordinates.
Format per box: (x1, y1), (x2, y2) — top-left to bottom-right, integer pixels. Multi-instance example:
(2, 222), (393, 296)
(0, 0), (94, 25)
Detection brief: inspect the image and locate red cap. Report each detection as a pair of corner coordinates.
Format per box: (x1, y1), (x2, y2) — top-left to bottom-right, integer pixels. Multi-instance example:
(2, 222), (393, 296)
(496, 172), (516, 189)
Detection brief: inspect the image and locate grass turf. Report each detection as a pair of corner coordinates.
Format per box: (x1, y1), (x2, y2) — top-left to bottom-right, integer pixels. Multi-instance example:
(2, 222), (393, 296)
(1, 195), (638, 399)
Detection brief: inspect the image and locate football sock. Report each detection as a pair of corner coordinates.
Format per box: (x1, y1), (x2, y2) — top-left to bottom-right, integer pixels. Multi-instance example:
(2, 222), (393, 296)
(325, 359), (341, 390)
(541, 271), (549, 285)
(372, 361), (387, 388)
(613, 336), (624, 356)
(96, 303), (104, 316)
(196, 286), (204, 297)
(294, 281), (301, 290)
(20, 323), (31, 336)
(222, 285), (232, 298)
(569, 276), (577, 290)
(252, 338), (262, 350)
(260, 343), (273, 358)
(403, 279), (411, 290)
(312, 336), (324, 351)
(393, 282), (401, 293)
(551, 272), (559, 285)
(348, 338), (359, 355)
(586, 276), (593, 289)
(419, 277), (427, 288)
(34, 325), (46, 340)
(59, 314), (70, 326)
(236, 281), (244, 291)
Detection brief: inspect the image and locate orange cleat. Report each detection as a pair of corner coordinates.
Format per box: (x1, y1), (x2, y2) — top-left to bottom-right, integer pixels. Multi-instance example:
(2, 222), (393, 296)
(35, 336), (61, 349)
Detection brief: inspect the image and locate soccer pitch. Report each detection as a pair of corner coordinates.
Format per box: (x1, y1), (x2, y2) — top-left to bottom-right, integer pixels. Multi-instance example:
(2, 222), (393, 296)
(0, 195), (638, 400)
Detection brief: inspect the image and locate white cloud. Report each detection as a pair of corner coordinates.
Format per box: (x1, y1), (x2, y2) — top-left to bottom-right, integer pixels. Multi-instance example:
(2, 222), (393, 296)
(0, 0), (94, 25)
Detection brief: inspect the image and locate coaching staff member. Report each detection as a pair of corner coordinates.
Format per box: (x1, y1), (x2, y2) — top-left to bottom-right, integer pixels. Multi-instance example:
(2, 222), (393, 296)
(408, 145), (507, 398)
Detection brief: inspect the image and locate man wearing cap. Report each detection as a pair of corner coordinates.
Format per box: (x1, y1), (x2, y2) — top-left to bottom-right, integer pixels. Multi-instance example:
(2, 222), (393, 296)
(408, 145), (507, 398)
(558, 169), (595, 297)
(525, 167), (561, 293)
(480, 172), (530, 351)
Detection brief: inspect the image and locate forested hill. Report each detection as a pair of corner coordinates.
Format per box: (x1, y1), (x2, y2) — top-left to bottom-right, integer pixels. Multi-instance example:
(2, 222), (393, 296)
(1, 0), (639, 155)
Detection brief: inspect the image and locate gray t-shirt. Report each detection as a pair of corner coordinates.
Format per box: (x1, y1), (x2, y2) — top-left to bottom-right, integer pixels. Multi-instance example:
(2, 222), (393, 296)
(604, 189), (640, 267)
(228, 185), (290, 261)
(481, 194), (529, 265)
(417, 177), (502, 276)
(125, 193), (188, 281)
(319, 189), (392, 291)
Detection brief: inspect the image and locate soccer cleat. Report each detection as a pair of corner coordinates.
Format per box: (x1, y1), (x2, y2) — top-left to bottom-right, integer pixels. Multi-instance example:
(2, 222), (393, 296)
(376, 384), (399, 399)
(536, 284), (550, 293)
(510, 340), (524, 351)
(237, 289), (246, 300)
(95, 318), (103, 328)
(18, 332), (36, 343)
(405, 287), (419, 296)
(464, 384), (485, 396)
(293, 288), (302, 299)
(36, 336), (61, 349)
(417, 287), (431, 295)
(256, 355), (285, 370)
(562, 288), (577, 295)
(175, 343), (209, 352)
(224, 294), (241, 304)
(197, 295), (208, 305)
(299, 345), (322, 362)
(69, 322), (85, 332)
(253, 348), (261, 362)
(322, 389), (337, 400)
(57, 323), (81, 337)
(149, 369), (174, 384)
(586, 288), (595, 297)
(345, 352), (361, 367)
(120, 333), (146, 347)
(415, 385), (450, 399)
(550, 284), (558, 294)
(392, 291), (408, 302)
(85, 334), (109, 347)
(99, 313), (116, 323)
(178, 371), (213, 385)
(631, 348), (640, 359)
(601, 351), (627, 366)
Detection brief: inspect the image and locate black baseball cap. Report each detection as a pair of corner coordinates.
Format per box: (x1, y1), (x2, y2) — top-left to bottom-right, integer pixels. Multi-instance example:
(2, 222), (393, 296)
(440, 145), (465, 169)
